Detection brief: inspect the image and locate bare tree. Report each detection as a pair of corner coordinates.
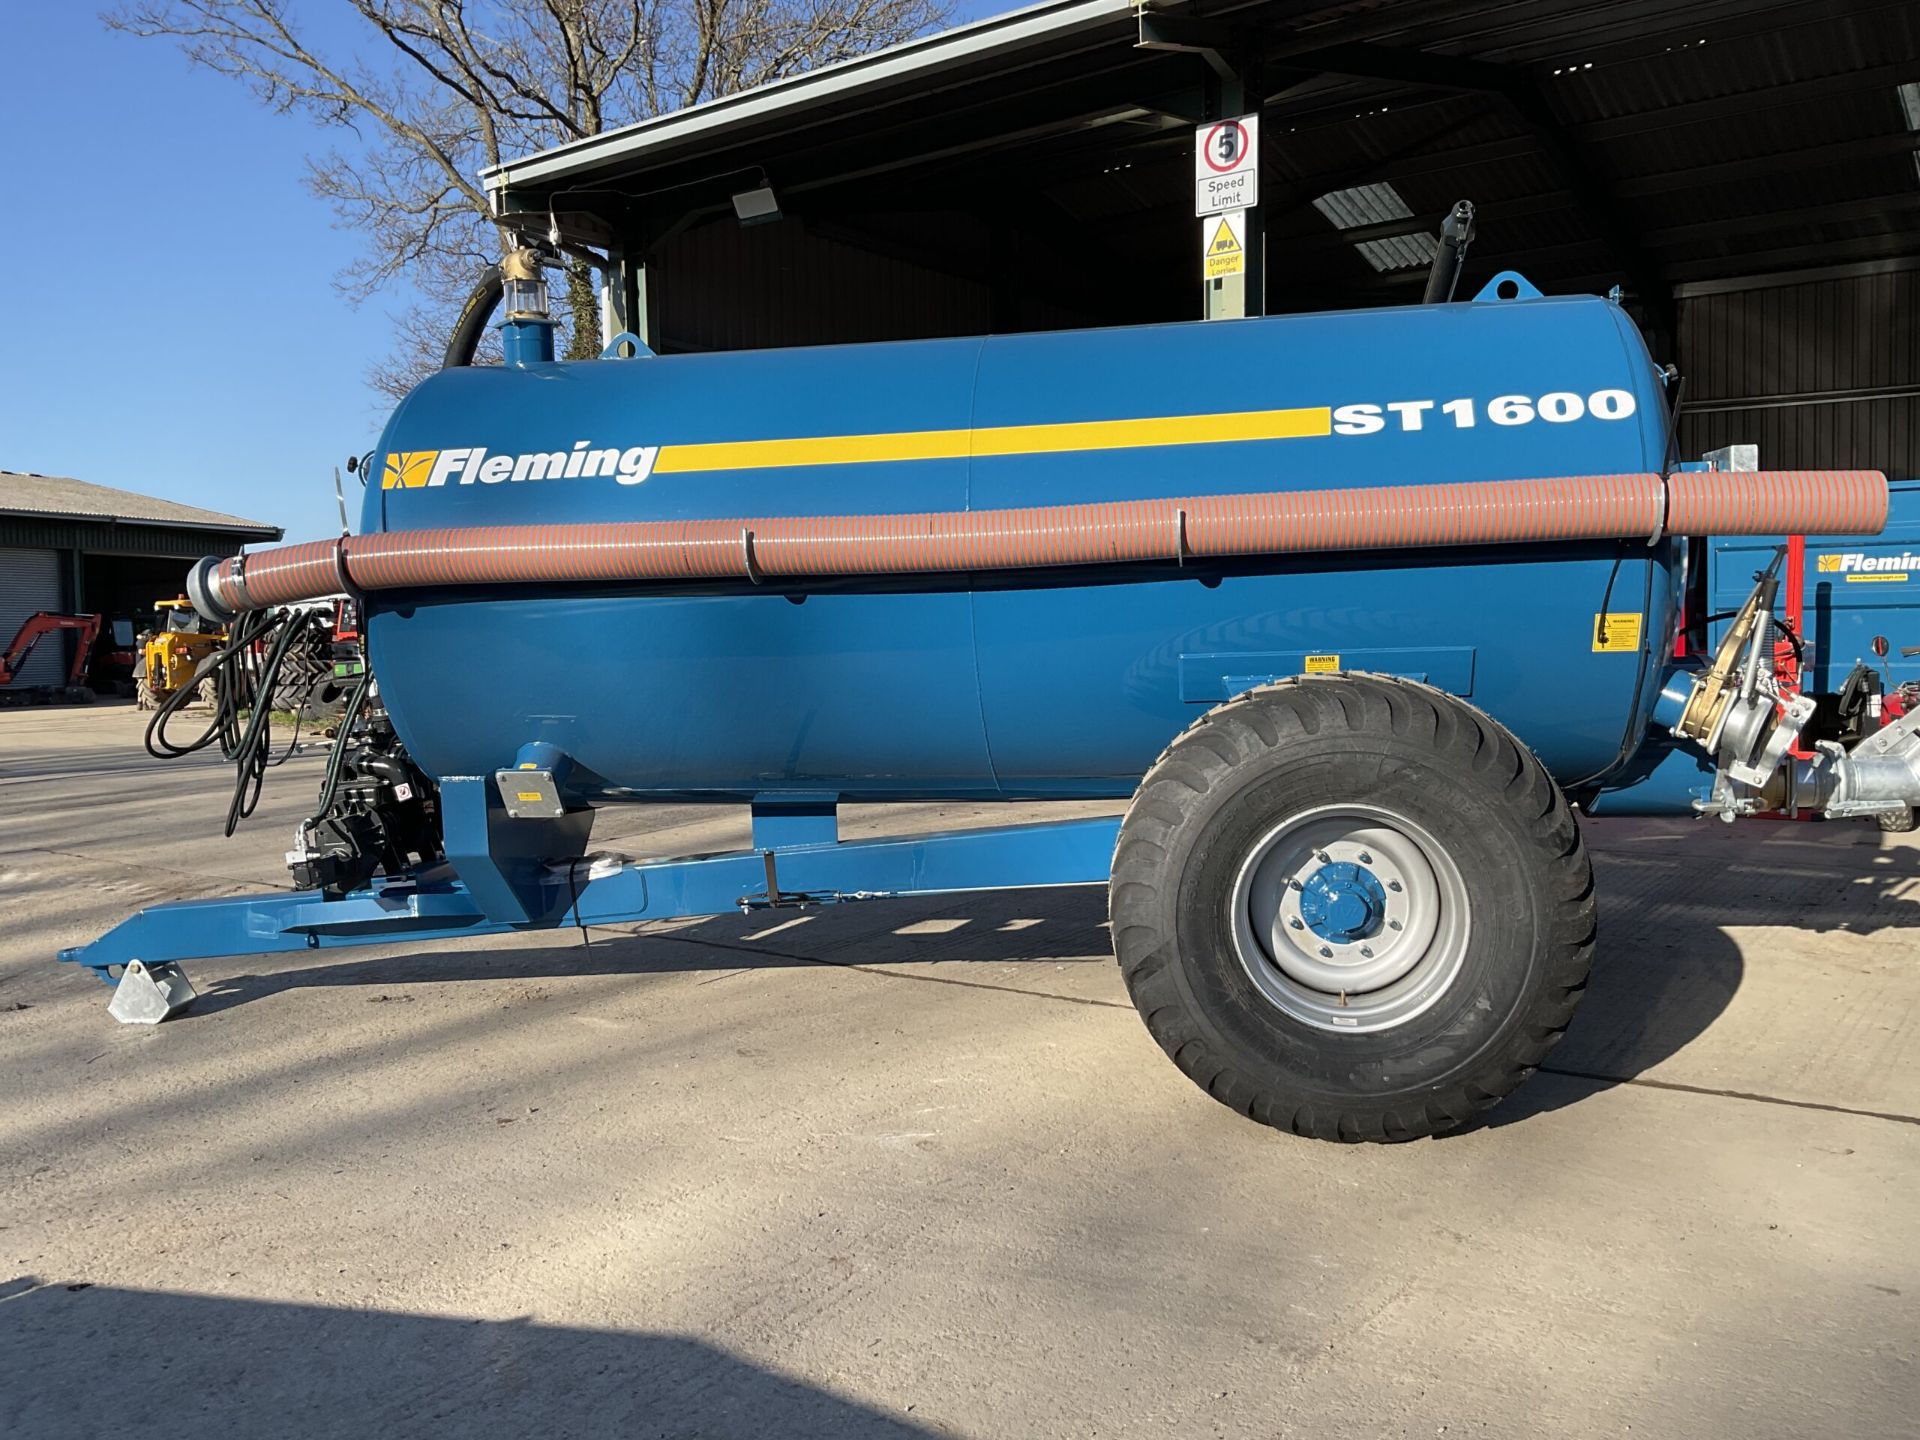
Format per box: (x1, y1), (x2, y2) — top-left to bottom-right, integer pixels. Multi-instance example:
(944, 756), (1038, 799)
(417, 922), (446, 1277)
(109, 0), (950, 396)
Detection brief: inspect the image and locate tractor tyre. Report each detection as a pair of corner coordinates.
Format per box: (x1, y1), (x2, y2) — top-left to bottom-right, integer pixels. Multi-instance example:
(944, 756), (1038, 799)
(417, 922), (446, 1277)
(1110, 673), (1595, 1142)
(135, 675), (156, 711)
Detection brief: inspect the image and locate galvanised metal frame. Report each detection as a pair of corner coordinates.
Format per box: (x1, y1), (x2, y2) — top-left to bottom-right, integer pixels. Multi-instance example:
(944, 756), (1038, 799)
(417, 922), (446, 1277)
(59, 799), (1122, 987)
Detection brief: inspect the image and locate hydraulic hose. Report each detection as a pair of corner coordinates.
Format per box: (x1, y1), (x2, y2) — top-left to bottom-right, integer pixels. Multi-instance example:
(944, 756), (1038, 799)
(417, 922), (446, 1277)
(194, 468), (1889, 617)
(144, 606), (330, 835)
(442, 265), (504, 370)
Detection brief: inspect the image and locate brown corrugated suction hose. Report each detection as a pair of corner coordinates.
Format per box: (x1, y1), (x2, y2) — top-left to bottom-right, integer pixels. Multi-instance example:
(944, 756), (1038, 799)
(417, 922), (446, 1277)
(201, 469), (1888, 616)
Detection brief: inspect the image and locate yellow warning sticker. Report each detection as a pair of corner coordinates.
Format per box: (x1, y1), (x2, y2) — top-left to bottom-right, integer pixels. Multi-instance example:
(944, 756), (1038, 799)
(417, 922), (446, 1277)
(1303, 654), (1341, 673)
(516, 791), (544, 804)
(1592, 613), (1643, 652)
(1203, 213), (1246, 280)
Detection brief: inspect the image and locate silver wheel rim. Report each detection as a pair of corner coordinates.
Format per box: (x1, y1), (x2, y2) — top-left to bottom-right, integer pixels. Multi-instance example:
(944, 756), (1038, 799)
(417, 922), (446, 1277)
(1229, 803), (1472, 1033)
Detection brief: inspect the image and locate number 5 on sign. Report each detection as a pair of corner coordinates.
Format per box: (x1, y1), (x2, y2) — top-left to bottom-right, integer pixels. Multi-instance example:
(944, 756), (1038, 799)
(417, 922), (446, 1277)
(1203, 210), (1248, 280)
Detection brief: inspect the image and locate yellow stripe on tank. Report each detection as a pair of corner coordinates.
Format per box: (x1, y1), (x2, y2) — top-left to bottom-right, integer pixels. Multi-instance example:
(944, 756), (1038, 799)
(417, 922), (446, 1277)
(969, 407), (1332, 457)
(649, 405), (1333, 475)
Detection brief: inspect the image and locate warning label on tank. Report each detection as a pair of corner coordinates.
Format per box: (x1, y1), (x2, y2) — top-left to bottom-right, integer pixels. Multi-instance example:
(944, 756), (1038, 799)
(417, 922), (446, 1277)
(1591, 613), (1643, 652)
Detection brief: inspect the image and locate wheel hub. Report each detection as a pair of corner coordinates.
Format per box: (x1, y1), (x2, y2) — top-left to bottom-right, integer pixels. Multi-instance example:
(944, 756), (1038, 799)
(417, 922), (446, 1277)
(1298, 862), (1386, 943)
(1230, 804), (1472, 1033)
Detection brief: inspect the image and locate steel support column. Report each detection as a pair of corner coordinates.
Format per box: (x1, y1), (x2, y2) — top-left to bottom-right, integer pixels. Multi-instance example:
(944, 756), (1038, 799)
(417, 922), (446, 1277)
(1138, 14), (1265, 321)
(1203, 62), (1264, 321)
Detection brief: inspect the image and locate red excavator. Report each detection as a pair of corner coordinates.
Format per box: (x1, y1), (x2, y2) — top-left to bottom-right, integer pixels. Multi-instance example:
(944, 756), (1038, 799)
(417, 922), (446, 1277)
(0, 612), (101, 707)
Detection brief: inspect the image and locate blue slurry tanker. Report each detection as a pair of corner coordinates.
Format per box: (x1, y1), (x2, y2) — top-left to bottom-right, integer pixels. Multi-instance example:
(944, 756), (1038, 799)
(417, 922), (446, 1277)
(63, 256), (1915, 1142)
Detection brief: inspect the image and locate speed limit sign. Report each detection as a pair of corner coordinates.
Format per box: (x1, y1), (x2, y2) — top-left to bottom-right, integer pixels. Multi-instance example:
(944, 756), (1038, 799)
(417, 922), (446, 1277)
(1195, 114), (1259, 216)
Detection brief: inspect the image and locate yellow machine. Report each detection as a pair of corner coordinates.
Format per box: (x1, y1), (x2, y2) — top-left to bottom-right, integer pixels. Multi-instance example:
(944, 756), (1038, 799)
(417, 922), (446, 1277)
(136, 598), (225, 710)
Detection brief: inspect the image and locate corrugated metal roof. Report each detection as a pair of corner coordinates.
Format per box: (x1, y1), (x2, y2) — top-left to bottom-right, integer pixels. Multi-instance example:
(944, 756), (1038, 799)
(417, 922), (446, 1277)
(0, 471), (282, 540)
(481, 0), (1136, 193)
(487, 0), (1920, 318)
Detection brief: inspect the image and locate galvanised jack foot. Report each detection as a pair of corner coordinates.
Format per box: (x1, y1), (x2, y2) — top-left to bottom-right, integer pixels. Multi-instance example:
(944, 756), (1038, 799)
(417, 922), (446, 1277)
(106, 960), (197, 1025)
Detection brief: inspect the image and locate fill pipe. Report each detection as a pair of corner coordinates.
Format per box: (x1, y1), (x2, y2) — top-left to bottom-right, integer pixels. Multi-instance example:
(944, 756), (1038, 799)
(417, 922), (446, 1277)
(199, 469), (1888, 616)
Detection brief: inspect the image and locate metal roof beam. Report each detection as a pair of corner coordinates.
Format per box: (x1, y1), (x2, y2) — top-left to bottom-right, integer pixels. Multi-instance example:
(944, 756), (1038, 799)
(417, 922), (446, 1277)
(1258, 40), (1671, 338)
(1644, 191), (1920, 249)
(1272, 40), (1518, 96)
(1134, 13), (1242, 81)
(1665, 230), (1920, 284)
(1274, 59), (1920, 195)
(1576, 58), (1920, 141)
(1619, 130), (1920, 199)
(1484, 0), (1917, 73)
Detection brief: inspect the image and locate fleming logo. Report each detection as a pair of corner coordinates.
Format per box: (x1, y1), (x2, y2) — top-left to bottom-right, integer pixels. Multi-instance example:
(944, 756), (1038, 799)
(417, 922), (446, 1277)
(1816, 551), (1919, 581)
(382, 442), (660, 490)
(383, 452), (437, 489)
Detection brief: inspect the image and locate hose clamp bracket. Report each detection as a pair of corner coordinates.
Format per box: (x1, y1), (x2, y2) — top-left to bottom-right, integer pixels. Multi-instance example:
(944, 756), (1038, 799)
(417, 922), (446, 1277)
(225, 558), (255, 614)
(330, 540), (363, 605)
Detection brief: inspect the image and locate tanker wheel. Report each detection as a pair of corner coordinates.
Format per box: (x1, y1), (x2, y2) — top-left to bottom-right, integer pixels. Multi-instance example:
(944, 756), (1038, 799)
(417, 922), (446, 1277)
(1876, 808), (1917, 833)
(1110, 673), (1595, 1142)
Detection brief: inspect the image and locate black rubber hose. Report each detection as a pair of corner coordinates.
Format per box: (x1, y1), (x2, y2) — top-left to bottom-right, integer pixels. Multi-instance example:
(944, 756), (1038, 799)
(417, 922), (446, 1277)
(310, 672), (372, 820)
(143, 607), (330, 836)
(222, 611), (316, 835)
(144, 607), (277, 761)
(442, 265), (503, 369)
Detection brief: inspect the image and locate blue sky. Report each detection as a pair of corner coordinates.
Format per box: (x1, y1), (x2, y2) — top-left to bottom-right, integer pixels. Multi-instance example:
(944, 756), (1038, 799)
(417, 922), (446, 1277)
(0, 3), (1008, 545)
(2, 5), (395, 543)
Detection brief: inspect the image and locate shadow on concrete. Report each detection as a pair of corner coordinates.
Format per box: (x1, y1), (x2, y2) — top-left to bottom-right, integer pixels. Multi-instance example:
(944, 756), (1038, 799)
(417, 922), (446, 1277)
(0, 1279), (943, 1440)
(183, 885), (1117, 1019)
(1459, 817), (1920, 1131)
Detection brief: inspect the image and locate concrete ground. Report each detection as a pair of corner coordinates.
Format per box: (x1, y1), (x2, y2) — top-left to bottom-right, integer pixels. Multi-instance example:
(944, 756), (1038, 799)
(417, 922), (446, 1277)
(1, 702), (1915, 1439)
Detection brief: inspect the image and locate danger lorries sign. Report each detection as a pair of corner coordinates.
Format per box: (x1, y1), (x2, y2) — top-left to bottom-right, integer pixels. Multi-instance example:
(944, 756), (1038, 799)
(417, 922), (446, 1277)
(1195, 114), (1259, 216)
(1202, 210), (1247, 280)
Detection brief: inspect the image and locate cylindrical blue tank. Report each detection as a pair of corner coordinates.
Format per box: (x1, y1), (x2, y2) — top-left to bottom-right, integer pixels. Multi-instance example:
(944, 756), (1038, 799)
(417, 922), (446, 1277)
(364, 294), (1676, 801)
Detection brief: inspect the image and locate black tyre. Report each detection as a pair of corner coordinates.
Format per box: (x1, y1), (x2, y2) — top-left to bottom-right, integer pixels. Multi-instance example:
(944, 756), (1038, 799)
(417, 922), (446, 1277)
(1876, 807), (1917, 833)
(1110, 673), (1595, 1142)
